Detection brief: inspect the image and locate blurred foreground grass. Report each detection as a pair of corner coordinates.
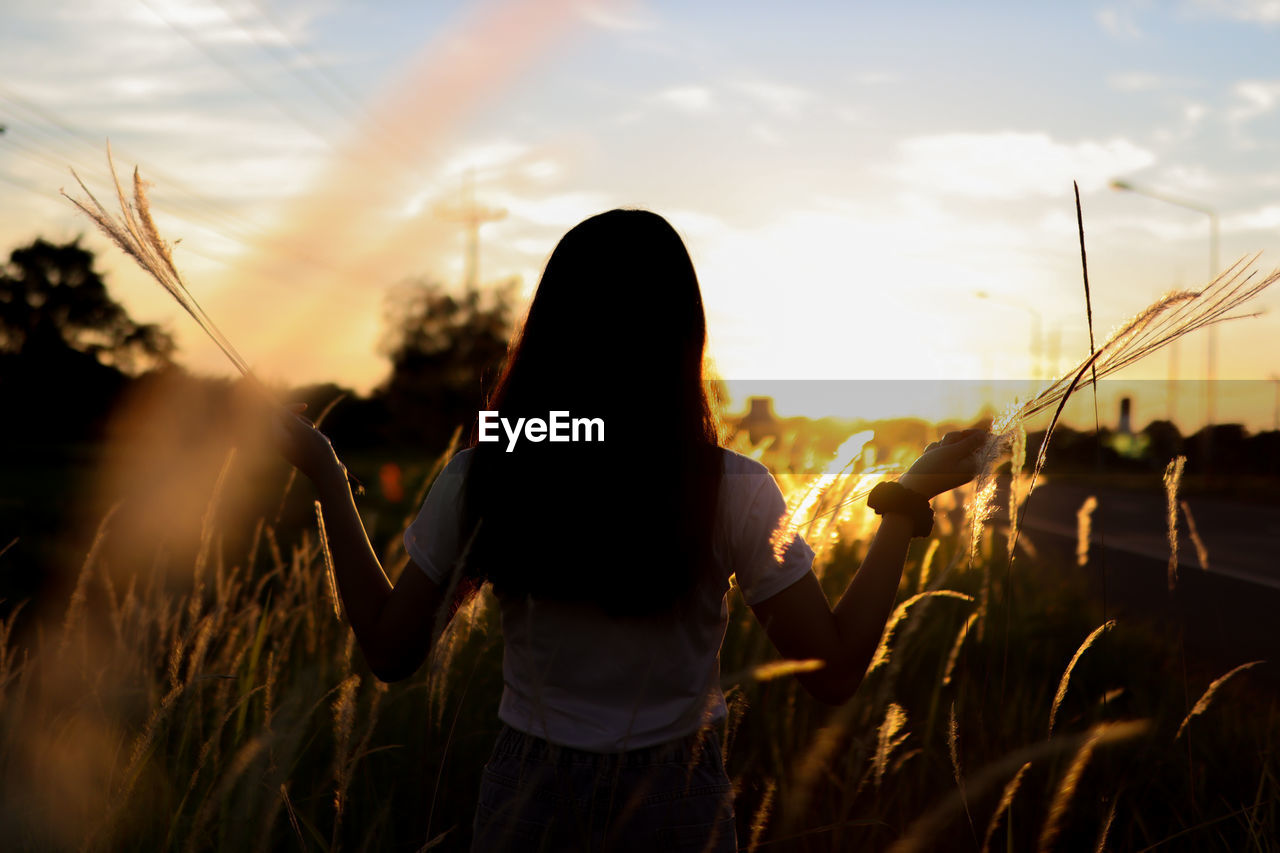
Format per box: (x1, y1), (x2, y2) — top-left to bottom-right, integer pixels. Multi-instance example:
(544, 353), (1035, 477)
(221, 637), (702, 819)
(0, 436), (1276, 852)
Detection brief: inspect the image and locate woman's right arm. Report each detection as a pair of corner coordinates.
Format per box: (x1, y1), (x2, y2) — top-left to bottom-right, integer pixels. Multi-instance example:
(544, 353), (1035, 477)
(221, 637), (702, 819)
(749, 430), (986, 704)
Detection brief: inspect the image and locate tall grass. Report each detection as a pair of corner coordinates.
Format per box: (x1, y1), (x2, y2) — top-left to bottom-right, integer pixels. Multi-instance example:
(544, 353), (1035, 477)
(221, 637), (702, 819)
(2, 427), (1276, 851)
(41, 160), (1280, 847)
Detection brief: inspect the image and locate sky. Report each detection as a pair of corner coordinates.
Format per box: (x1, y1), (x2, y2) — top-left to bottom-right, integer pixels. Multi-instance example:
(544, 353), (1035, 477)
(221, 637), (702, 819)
(3, 0), (1280, 429)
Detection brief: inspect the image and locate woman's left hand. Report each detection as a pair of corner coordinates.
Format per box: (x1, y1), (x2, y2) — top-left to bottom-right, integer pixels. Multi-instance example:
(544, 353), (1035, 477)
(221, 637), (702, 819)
(271, 406), (346, 486)
(898, 429), (988, 498)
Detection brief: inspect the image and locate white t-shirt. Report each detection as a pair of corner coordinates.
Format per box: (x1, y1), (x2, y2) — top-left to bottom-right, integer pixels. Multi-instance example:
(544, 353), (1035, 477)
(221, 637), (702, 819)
(403, 446), (815, 751)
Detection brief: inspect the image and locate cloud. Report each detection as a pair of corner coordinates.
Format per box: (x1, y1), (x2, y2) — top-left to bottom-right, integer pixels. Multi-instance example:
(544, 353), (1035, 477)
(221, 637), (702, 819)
(1096, 6), (1143, 37)
(895, 132), (1156, 199)
(1153, 164), (1219, 193)
(749, 124), (784, 146)
(1228, 79), (1280, 121)
(1225, 205), (1280, 231)
(731, 80), (815, 117)
(58, 0), (312, 48)
(851, 71), (900, 85)
(653, 86), (713, 114)
(439, 140), (530, 177)
(484, 189), (613, 228)
(1108, 71), (1172, 92)
(577, 0), (659, 31)
(1189, 0), (1280, 24)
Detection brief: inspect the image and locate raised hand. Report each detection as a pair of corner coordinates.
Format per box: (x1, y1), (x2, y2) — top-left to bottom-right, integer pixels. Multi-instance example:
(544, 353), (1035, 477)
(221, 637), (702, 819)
(897, 429), (988, 499)
(270, 405), (347, 488)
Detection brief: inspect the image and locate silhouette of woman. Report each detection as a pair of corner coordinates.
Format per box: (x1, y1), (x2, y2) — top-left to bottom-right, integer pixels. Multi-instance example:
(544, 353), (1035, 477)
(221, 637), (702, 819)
(274, 209), (986, 851)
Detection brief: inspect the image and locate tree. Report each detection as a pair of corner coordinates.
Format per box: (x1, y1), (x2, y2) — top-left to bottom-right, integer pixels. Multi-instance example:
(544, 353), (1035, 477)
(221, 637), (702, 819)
(0, 237), (174, 372)
(376, 278), (517, 451)
(0, 237), (176, 441)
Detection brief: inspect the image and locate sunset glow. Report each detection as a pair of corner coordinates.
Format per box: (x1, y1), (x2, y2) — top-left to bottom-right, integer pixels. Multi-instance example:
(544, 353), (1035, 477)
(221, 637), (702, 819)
(3, 1), (1279, 430)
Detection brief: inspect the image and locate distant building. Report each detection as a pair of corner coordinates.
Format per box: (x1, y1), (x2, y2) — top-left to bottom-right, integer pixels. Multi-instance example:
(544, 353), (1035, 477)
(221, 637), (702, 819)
(736, 396), (781, 445)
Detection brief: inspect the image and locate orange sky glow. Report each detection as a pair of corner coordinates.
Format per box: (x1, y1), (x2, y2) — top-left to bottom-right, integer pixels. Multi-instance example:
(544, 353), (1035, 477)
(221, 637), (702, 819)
(4, 0), (1280, 432)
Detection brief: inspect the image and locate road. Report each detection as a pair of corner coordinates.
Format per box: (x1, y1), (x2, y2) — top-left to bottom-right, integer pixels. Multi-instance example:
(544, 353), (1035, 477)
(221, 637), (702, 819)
(1008, 477), (1280, 676)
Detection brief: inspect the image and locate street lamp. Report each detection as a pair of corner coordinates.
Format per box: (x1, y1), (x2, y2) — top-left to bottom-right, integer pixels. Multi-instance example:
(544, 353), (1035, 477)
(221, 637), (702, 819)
(974, 290), (1043, 387)
(1109, 179), (1220, 429)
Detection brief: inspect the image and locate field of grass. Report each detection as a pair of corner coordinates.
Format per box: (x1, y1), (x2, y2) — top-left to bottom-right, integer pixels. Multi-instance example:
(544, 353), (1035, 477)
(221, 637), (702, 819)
(1, 432), (1277, 852)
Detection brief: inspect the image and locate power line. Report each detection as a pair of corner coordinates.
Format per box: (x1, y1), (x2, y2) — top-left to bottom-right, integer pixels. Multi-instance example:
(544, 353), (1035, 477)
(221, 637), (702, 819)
(208, 0), (425, 171)
(0, 84), (257, 231)
(0, 89), (360, 279)
(138, 0), (342, 154)
(0, 169), (60, 201)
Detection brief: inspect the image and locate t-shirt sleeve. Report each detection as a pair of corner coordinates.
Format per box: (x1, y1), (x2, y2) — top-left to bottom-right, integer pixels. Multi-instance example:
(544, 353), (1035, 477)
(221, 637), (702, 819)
(726, 457), (816, 606)
(403, 449), (473, 585)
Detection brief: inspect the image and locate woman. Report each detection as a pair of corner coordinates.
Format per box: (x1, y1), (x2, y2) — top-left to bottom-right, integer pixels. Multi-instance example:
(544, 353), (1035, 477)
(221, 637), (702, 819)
(275, 209), (985, 851)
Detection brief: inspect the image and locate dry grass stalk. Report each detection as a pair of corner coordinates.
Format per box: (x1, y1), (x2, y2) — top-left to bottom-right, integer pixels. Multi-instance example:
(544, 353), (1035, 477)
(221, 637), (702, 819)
(947, 703), (962, 788)
(916, 539), (941, 593)
(1176, 660), (1265, 740)
(0, 603), (28, 709)
(263, 649), (277, 734)
(974, 257), (1278, 565)
(766, 251), (1275, 548)
(190, 450), (237, 628)
(330, 673), (361, 845)
(166, 626), (185, 691)
(942, 611), (979, 687)
(720, 688), (749, 761)
(1039, 722), (1111, 852)
(774, 461), (884, 563)
(314, 501), (341, 619)
(185, 735), (269, 853)
(98, 681), (187, 840)
(784, 700), (857, 827)
(1006, 423), (1027, 566)
(721, 658), (825, 687)
(1179, 500), (1210, 571)
(874, 702), (910, 788)
(888, 721), (1149, 853)
(1049, 620), (1116, 737)
(746, 777), (777, 852)
(980, 760), (1032, 853)
(947, 702), (975, 835)
(58, 505), (119, 661)
(1095, 791), (1119, 853)
(1076, 496), (1098, 568)
(169, 684), (268, 845)
(279, 783), (307, 850)
(63, 149), (255, 381)
(182, 615), (215, 686)
(1163, 456), (1186, 592)
(867, 590), (974, 675)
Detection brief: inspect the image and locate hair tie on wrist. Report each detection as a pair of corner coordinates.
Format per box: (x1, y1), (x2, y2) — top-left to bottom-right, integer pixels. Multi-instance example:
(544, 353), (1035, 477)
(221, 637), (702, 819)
(867, 481), (934, 538)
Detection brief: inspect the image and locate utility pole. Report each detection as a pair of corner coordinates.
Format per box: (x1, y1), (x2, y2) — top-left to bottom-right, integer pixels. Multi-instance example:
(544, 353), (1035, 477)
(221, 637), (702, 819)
(1272, 374), (1279, 433)
(434, 171), (506, 289)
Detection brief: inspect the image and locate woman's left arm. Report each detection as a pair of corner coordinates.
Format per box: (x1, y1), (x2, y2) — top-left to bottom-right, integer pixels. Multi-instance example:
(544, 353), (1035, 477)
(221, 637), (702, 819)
(277, 411), (449, 682)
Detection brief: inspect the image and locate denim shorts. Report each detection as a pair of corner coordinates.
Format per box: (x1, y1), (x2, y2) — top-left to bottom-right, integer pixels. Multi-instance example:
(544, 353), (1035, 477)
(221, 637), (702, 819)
(470, 724), (737, 852)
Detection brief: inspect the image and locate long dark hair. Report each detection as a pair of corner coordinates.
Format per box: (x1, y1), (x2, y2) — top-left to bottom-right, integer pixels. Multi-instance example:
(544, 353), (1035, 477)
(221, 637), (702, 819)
(461, 209), (723, 616)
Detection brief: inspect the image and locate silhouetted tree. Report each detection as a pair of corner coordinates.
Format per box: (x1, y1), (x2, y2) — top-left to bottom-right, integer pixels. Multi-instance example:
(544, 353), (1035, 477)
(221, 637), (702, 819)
(1142, 419), (1184, 468)
(0, 238), (175, 441)
(375, 278), (517, 451)
(0, 237), (174, 371)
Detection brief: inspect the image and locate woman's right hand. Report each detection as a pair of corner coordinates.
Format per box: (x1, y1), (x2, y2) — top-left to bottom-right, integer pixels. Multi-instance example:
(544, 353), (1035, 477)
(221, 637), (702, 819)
(271, 406), (347, 488)
(897, 429), (988, 498)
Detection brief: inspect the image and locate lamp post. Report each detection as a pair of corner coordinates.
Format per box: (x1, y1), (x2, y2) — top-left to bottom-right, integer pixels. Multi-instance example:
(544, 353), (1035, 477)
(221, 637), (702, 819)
(1109, 179), (1220, 431)
(974, 291), (1043, 390)
(1272, 374), (1279, 433)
